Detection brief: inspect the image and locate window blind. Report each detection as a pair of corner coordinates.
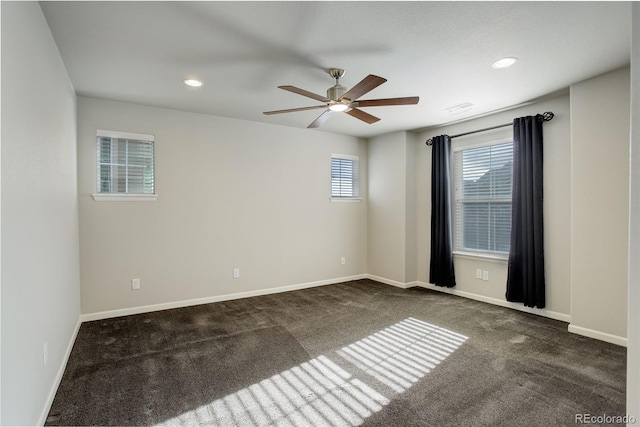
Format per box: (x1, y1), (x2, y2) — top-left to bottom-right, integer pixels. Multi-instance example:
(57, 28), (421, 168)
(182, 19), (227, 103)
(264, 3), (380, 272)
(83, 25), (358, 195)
(453, 142), (513, 255)
(331, 154), (359, 197)
(96, 131), (155, 194)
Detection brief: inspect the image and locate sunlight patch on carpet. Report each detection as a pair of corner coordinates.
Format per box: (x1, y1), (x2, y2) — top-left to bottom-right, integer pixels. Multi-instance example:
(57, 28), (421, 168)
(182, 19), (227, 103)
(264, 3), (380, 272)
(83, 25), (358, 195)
(155, 318), (467, 426)
(337, 317), (468, 393)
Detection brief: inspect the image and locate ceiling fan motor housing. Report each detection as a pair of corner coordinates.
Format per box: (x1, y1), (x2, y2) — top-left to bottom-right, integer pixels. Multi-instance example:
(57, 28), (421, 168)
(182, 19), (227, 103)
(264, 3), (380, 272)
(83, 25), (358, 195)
(327, 84), (347, 101)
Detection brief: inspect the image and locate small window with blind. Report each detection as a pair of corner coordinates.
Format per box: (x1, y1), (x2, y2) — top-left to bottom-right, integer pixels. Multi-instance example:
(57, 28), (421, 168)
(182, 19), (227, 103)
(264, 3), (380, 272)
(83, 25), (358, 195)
(331, 153), (360, 201)
(453, 140), (513, 257)
(93, 130), (157, 201)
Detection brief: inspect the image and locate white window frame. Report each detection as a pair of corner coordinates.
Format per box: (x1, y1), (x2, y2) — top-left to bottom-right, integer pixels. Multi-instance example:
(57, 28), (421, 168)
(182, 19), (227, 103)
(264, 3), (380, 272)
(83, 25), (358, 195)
(452, 137), (513, 260)
(330, 153), (361, 202)
(92, 129), (158, 202)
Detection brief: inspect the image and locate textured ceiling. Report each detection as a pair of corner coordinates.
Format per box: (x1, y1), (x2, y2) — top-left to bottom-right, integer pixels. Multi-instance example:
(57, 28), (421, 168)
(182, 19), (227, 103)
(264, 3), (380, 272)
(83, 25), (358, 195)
(40, 1), (631, 138)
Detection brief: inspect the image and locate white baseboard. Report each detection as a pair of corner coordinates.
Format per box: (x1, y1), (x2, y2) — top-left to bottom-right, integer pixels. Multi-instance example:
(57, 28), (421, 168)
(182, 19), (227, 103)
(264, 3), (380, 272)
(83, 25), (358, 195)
(366, 275), (571, 324)
(38, 317), (82, 426)
(363, 274), (572, 323)
(81, 274), (368, 322)
(411, 281), (628, 347)
(412, 281), (572, 323)
(366, 274), (411, 289)
(568, 324), (627, 347)
(78, 274), (627, 347)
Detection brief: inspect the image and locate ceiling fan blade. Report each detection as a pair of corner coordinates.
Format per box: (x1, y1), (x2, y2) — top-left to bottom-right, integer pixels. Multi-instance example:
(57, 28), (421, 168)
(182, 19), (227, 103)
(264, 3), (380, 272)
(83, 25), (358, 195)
(356, 96), (419, 107)
(279, 85), (330, 102)
(346, 108), (380, 124)
(263, 105), (327, 115)
(340, 75), (387, 102)
(308, 110), (331, 128)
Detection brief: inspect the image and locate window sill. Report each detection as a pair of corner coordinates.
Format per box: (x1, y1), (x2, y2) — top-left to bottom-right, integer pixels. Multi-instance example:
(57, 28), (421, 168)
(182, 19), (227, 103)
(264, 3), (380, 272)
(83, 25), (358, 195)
(330, 197), (362, 203)
(453, 251), (508, 263)
(92, 193), (158, 202)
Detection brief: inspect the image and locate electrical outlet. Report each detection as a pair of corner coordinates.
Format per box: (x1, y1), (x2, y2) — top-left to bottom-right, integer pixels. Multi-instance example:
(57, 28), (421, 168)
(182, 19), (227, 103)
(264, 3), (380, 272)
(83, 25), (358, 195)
(233, 268), (240, 278)
(341, 257), (346, 265)
(475, 269), (482, 279)
(482, 270), (489, 281)
(131, 278), (140, 290)
(43, 342), (48, 367)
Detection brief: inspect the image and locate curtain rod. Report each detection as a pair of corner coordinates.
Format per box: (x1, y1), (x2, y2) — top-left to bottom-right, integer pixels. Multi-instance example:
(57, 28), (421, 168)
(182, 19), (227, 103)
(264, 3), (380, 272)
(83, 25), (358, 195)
(425, 112), (554, 146)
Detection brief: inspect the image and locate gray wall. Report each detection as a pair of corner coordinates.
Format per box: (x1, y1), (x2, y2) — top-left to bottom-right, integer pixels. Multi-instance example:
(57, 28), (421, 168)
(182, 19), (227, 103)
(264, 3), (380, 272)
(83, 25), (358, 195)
(367, 131), (417, 285)
(569, 67), (630, 343)
(1, 2), (81, 425)
(77, 97), (367, 316)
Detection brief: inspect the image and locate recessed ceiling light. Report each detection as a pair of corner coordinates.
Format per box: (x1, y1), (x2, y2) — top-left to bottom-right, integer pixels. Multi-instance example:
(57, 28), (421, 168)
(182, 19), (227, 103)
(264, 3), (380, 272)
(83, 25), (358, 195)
(492, 57), (518, 69)
(183, 79), (203, 87)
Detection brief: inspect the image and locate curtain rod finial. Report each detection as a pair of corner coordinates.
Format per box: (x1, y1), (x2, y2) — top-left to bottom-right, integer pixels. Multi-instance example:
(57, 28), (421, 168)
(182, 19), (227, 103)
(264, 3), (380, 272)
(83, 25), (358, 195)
(538, 112), (554, 122)
(426, 138), (433, 146)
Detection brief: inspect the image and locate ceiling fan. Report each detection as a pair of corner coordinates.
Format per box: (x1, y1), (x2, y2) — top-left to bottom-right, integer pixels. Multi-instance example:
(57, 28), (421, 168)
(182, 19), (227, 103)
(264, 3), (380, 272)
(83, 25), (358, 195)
(263, 68), (419, 128)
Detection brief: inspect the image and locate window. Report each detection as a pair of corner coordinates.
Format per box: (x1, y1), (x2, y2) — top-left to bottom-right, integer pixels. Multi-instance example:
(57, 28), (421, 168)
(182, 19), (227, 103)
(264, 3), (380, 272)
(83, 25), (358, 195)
(94, 130), (156, 201)
(331, 154), (360, 199)
(453, 141), (513, 257)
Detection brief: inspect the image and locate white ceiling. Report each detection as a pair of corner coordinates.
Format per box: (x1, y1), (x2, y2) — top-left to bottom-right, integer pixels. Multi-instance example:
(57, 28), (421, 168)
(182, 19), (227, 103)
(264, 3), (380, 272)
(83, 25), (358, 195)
(40, 1), (631, 138)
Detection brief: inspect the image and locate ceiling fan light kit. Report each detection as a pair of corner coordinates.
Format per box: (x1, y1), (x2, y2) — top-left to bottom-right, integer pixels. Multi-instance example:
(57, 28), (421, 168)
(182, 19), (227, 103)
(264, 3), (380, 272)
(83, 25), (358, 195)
(263, 68), (419, 129)
(329, 103), (349, 112)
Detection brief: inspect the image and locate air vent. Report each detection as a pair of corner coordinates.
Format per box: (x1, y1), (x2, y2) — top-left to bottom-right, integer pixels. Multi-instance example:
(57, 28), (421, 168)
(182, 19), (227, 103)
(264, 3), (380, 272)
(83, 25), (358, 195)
(446, 102), (474, 115)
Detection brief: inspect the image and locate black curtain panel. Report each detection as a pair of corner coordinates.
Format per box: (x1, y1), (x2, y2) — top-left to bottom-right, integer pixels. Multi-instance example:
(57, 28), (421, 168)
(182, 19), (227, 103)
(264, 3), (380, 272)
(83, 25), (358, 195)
(429, 135), (456, 288)
(506, 116), (545, 308)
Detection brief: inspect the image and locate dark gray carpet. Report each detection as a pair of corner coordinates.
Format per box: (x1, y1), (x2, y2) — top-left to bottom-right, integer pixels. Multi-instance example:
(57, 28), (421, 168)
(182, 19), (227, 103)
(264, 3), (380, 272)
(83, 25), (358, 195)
(46, 280), (626, 426)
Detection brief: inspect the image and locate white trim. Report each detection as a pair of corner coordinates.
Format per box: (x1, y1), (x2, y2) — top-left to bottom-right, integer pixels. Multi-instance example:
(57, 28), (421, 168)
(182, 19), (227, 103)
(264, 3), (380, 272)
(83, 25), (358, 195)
(92, 193), (158, 202)
(414, 281), (571, 322)
(365, 274), (572, 323)
(568, 324), (627, 347)
(330, 153), (359, 161)
(453, 252), (508, 263)
(367, 274), (580, 326)
(330, 197), (362, 203)
(77, 275), (625, 347)
(81, 274), (367, 322)
(38, 317), (82, 426)
(366, 274), (411, 289)
(97, 129), (154, 141)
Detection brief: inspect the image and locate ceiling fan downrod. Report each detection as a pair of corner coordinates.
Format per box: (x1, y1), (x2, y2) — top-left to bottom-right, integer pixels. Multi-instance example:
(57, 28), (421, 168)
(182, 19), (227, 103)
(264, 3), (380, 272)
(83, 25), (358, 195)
(327, 68), (347, 101)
